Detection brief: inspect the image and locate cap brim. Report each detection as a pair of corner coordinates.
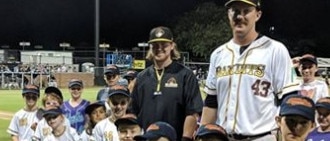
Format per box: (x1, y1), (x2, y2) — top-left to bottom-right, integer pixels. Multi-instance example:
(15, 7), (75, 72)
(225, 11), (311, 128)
(23, 90), (39, 95)
(280, 108), (313, 120)
(148, 38), (172, 43)
(108, 91), (130, 98)
(115, 118), (139, 127)
(69, 83), (83, 88)
(300, 58), (317, 65)
(225, 0), (257, 7)
(316, 103), (330, 110)
(133, 133), (159, 140)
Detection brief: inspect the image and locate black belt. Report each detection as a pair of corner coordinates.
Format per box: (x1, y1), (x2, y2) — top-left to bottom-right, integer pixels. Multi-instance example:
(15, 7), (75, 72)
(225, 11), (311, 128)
(229, 132), (271, 140)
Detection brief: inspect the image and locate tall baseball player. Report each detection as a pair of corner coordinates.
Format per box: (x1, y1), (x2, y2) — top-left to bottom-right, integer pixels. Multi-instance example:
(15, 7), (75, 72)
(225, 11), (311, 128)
(7, 84), (40, 141)
(201, 0), (294, 140)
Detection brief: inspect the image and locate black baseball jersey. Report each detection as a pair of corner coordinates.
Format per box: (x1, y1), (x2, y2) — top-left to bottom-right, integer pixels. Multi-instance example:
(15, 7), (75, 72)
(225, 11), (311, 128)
(131, 61), (203, 140)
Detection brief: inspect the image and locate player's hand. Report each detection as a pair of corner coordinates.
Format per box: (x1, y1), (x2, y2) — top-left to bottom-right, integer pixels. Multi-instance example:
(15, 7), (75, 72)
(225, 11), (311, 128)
(292, 56), (302, 68)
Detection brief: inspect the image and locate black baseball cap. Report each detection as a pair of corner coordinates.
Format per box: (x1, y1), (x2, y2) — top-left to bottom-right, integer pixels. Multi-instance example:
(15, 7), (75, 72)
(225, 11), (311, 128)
(115, 114), (140, 127)
(134, 121), (177, 141)
(85, 101), (105, 115)
(225, 0), (261, 8)
(123, 70), (138, 80)
(280, 95), (315, 121)
(68, 79), (83, 88)
(300, 54), (318, 65)
(195, 124), (229, 141)
(148, 26), (173, 43)
(104, 65), (120, 75)
(44, 86), (63, 100)
(22, 84), (40, 97)
(315, 97), (330, 110)
(43, 107), (63, 117)
(108, 85), (130, 98)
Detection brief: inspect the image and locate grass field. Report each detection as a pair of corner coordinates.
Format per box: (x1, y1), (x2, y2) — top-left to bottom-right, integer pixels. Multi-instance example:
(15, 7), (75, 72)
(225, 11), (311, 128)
(0, 87), (103, 141)
(0, 86), (206, 140)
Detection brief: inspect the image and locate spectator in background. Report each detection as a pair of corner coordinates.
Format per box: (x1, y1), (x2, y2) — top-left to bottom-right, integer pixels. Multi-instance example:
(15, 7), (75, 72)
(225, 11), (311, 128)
(134, 121), (177, 141)
(306, 97), (330, 140)
(123, 69), (138, 94)
(62, 79), (90, 134)
(7, 84), (40, 141)
(96, 65), (121, 102)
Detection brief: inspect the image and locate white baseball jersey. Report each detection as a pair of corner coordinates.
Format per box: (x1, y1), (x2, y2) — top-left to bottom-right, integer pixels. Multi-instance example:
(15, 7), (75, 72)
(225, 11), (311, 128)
(7, 109), (39, 141)
(81, 130), (96, 141)
(299, 79), (329, 102)
(204, 36), (293, 135)
(33, 117), (71, 140)
(93, 118), (120, 141)
(40, 126), (81, 141)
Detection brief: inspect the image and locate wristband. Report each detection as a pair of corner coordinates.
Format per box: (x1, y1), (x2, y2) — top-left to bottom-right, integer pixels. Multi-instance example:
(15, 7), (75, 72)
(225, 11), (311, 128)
(181, 137), (193, 141)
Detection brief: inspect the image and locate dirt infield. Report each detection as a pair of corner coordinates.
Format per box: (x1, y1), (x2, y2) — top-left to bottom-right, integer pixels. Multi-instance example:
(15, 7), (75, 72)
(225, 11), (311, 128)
(0, 111), (13, 120)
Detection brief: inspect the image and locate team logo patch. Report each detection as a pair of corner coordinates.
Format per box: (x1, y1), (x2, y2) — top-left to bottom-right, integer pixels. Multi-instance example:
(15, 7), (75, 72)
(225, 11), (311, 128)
(147, 124), (160, 131)
(204, 124), (226, 135)
(104, 131), (113, 141)
(42, 127), (52, 136)
(165, 77), (178, 88)
(155, 28), (165, 38)
(286, 97), (313, 107)
(19, 118), (27, 126)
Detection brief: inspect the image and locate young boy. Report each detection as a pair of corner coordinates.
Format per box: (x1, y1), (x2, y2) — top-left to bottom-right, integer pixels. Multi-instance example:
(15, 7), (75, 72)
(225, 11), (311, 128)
(306, 97), (330, 140)
(62, 79), (90, 134)
(276, 94), (316, 141)
(115, 114), (143, 141)
(194, 123), (228, 141)
(7, 84), (40, 141)
(134, 121), (177, 141)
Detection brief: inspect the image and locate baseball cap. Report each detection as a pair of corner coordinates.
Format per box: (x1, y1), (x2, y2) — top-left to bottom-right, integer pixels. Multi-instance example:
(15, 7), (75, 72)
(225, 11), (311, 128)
(315, 97), (330, 110)
(300, 54), (317, 65)
(114, 114), (140, 127)
(43, 107), (63, 117)
(123, 70), (138, 80)
(85, 101), (105, 115)
(68, 79), (83, 88)
(133, 121), (177, 141)
(148, 26), (173, 43)
(195, 124), (229, 141)
(104, 65), (120, 75)
(22, 84), (40, 96)
(44, 86), (63, 100)
(280, 95), (315, 121)
(225, 0), (261, 8)
(108, 85), (130, 98)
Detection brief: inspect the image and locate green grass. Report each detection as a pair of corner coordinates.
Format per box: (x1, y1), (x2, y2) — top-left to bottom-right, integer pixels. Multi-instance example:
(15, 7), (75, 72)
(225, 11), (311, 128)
(0, 87), (103, 141)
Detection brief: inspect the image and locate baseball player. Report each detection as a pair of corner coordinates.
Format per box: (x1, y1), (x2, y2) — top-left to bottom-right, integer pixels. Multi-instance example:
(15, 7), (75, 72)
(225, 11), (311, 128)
(131, 26), (203, 141)
(61, 79), (90, 134)
(7, 84), (40, 141)
(201, 0), (294, 140)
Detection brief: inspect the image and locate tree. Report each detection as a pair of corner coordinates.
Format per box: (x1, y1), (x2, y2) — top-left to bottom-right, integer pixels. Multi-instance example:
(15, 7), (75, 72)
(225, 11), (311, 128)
(172, 2), (231, 61)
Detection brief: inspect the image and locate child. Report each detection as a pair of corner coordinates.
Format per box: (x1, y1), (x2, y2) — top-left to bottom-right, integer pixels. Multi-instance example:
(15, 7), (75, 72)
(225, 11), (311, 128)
(275, 94), (315, 141)
(115, 114), (143, 141)
(134, 121), (177, 141)
(62, 79), (90, 134)
(194, 123), (228, 141)
(7, 84), (40, 141)
(306, 97), (330, 140)
(81, 101), (107, 141)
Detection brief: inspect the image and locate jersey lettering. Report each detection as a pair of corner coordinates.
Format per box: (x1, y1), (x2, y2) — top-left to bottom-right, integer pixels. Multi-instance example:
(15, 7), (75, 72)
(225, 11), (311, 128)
(251, 79), (271, 97)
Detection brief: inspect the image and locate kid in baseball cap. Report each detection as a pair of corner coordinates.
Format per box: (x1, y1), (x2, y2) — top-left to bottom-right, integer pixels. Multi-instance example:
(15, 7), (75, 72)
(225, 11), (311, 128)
(134, 121), (177, 141)
(115, 114), (143, 141)
(195, 123), (229, 141)
(306, 97), (330, 140)
(276, 95), (315, 141)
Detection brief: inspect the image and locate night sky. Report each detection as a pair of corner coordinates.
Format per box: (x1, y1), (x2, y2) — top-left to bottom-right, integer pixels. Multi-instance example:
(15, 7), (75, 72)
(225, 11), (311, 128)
(1, 0), (330, 56)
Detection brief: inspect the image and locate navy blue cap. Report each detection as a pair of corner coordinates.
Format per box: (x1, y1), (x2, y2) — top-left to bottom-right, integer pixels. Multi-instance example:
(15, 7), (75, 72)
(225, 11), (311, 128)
(315, 97), (330, 110)
(134, 121), (177, 141)
(195, 124), (228, 141)
(85, 101), (105, 115)
(104, 65), (120, 75)
(43, 107), (63, 117)
(22, 84), (40, 96)
(68, 79), (83, 88)
(108, 85), (130, 98)
(115, 114), (140, 127)
(300, 54), (317, 65)
(280, 95), (315, 121)
(44, 86), (63, 100)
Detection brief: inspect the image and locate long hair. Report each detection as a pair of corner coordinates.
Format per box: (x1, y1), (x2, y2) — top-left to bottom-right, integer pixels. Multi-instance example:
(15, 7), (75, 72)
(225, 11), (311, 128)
(146, 42), (181, 61)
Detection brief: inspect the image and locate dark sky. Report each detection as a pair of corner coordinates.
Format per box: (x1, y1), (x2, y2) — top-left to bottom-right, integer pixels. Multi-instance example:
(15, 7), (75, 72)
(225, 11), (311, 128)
(1, 0), (330, 56)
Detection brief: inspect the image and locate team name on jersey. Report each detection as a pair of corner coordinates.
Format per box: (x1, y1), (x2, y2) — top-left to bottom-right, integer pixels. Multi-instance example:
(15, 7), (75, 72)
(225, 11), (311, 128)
(216, 64), (265, 78)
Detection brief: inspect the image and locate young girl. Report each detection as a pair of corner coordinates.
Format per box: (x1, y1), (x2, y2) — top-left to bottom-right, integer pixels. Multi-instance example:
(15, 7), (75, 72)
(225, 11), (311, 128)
(80, 101), (107, 141)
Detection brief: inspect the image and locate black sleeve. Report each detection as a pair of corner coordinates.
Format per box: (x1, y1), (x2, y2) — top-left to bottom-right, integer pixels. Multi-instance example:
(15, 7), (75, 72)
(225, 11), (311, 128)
(204, 95), (218, 108)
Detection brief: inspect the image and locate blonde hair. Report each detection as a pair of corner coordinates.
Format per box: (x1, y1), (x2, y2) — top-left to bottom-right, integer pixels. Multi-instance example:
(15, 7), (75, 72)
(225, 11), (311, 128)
(146, 42), (181, 61)
(42, 93), (63, 106)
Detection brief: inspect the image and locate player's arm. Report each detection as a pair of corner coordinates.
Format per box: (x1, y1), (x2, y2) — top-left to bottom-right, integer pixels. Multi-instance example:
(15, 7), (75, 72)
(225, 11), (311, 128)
(200, 95), (218, 124)
(10, 135), (19, 141)
(182, 113), (199, 140)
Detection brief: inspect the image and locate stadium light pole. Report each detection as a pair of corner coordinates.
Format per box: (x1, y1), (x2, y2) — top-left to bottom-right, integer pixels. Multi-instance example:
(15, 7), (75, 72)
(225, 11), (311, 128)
(99, 43), (110, 67)
(19, 41), (31, 51)
(59, 42), (71, 64)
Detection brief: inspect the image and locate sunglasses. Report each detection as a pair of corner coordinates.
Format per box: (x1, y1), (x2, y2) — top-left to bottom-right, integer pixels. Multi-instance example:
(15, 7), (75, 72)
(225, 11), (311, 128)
(70, 87), (81, 91)
(45, 114), (60, 121)
(25, 95), (38, 101)
(110, 100), (128, 106)
(105, 75), (117, 80)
